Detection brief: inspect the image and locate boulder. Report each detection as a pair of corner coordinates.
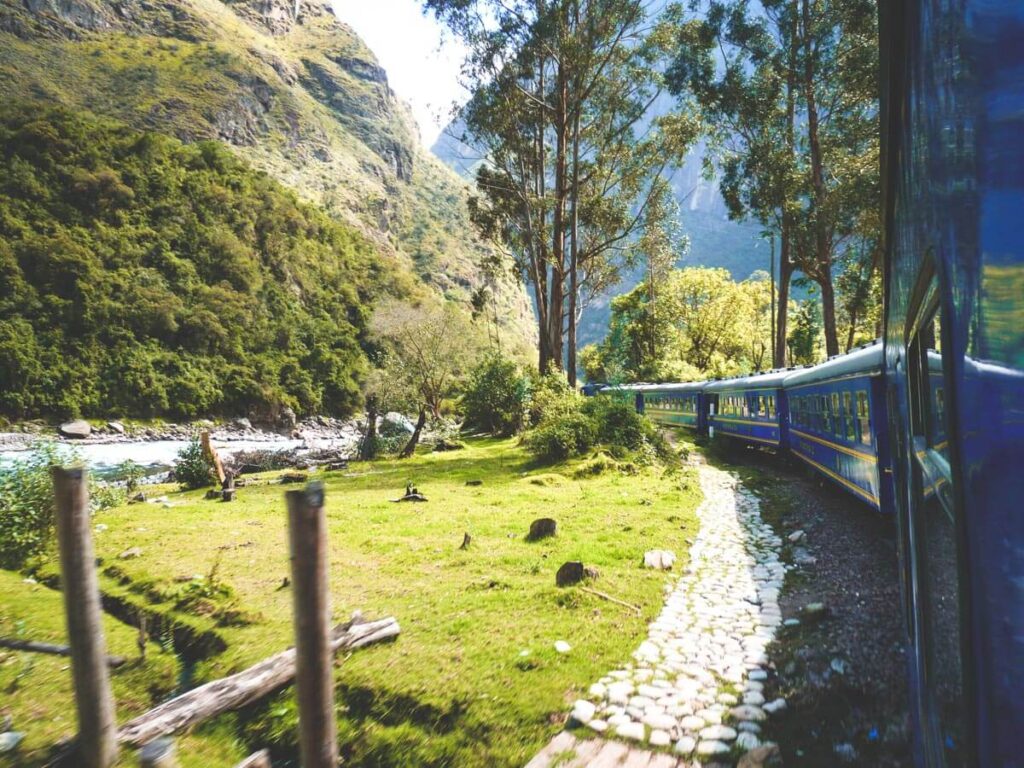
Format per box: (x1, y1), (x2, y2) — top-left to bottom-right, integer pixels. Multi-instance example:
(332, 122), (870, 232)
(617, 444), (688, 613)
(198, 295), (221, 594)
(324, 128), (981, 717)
(233, 417), (253, 431)
(556, 561), (585, 587)
(118, 547), (143, 560)
(527, 517), (557, 541)
(59, 420), (91, 439)
(106, 421), (125, 434)
(643, 549), (677, 570)
(380, 412), (415, 435)
(737, 743), (781, 768)
(277, 406), (297, 430)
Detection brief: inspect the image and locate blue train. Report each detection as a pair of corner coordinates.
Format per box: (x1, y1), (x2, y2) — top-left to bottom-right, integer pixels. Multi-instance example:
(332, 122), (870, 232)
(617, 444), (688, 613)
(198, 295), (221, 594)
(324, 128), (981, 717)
(589, 3), (1024, 763)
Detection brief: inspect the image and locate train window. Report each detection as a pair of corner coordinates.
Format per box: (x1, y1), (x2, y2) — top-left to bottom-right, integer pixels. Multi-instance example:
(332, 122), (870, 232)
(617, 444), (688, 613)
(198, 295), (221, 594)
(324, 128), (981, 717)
(768, 395), (775, 418)
(857, 391), (871, 446)
(843, 392), (856, 442)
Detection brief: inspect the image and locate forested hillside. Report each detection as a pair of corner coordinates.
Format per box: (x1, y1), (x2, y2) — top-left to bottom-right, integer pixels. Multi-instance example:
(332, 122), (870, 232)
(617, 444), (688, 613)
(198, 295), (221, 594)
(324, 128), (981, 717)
(0, 106), (397, 420)
(0, 0), (535, 358)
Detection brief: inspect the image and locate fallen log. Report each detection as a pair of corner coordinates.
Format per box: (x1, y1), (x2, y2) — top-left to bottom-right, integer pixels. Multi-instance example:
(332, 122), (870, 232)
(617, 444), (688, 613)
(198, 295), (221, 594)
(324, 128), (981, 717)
(390, 493), (428, 503)
(0, 637), (127, 668)
(117, 616), (400, 748)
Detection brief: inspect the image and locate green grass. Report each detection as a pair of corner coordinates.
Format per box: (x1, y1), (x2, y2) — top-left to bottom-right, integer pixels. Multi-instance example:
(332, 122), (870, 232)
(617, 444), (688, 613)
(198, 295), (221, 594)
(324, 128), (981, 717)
(0, 570), (248, 767)
(2, 438), (700, 766)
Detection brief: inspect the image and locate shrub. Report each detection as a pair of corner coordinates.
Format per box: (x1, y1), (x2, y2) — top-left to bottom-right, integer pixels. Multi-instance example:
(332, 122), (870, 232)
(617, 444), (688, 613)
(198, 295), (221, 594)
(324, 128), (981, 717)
(461, 355), (530, 436)
(175, 438), (215, 490)
(522, 389), (670, 465)
(583, 397), (653, 451)
(0, 444), (61, 569)
(527, 369), (577, 426)
(522, 403), (597, 462)
(0, 443), (124, 568)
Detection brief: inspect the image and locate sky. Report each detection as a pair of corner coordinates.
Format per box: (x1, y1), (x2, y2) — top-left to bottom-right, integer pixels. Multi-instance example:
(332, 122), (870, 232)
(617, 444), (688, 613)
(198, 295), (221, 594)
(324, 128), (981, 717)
(332, 0), (467, 146)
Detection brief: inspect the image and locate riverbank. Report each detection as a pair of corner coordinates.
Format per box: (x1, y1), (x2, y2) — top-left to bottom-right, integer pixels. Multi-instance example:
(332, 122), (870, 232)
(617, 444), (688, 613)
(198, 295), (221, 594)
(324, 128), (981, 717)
(0, 414), (363, 452)
(0, 413), (429, 478)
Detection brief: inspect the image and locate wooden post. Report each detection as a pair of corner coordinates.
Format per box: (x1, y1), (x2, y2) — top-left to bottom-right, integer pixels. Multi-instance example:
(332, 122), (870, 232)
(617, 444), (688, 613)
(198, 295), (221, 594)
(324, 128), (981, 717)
(51, 466), (118, 768)
(200, 430), (226, 486)
(286, 482), (337, 768)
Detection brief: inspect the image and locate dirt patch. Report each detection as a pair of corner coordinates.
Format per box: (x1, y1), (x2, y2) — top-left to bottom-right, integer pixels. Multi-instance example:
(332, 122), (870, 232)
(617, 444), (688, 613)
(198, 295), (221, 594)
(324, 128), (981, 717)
(710, 443), (911, 767)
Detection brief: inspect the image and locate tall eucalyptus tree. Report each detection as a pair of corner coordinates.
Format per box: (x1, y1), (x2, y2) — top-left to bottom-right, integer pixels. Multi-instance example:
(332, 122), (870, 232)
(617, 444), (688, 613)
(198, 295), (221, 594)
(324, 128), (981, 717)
(666, 0), (878, 359)
(426, 0), (696, 382)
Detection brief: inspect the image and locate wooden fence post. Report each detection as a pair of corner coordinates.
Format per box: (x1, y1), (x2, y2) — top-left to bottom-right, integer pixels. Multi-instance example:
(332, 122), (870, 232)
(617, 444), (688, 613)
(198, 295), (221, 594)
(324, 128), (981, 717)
(51, 466), (118, 768)
(286, 482), (337, 768)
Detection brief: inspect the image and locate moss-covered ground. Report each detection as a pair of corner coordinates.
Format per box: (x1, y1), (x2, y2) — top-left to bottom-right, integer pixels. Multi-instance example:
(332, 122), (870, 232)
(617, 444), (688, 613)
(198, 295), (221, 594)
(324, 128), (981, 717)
(1, 437), (700, 766)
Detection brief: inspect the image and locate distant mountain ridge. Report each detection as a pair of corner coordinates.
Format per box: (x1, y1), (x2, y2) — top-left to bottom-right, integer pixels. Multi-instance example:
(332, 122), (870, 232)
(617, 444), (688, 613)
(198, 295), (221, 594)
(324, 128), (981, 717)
(0, 0), (535, 353)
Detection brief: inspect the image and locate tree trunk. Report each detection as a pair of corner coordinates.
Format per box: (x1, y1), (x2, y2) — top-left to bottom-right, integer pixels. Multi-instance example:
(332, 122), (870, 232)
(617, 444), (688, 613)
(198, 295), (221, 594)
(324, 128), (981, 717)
(819, 276), (839, 359)
(775, 3), (798, 370)
(548, 56), (568, 374)
(801, 0), (838, 357)
(566, 94), (581, 387)
(359, 395), (378, 461)
(400, 407), (426, 459)
(775, 245), (793, 369)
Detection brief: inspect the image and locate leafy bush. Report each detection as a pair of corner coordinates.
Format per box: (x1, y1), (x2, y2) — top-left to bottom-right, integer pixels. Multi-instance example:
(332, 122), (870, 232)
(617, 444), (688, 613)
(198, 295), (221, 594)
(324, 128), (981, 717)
(461, 355), (530, 436)
(174, 439), (215, 490)
(527, 369), (579, 426)
(0, 444), (61, 569)
(583, 397), (657, 452)
(522, 402), (597, 462)
(0, 443), (125, 568)
(523, 390), (669, 465)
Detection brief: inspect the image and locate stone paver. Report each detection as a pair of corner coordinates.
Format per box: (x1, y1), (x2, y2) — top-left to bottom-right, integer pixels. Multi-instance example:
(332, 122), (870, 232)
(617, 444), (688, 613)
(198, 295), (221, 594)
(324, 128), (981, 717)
(528, 463), (785, 767)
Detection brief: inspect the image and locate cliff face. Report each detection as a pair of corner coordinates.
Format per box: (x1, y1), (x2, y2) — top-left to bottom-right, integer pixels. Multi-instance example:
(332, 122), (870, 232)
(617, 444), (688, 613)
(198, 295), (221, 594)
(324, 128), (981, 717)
(0, 0), (535, 354)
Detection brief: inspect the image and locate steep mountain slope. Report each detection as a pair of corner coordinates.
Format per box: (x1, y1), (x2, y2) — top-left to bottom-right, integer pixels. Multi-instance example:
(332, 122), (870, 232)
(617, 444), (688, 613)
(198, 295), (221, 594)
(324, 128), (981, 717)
(433, 109), (769, 348)
(0, 105), (388, 420)
(0, 0), (535, 354)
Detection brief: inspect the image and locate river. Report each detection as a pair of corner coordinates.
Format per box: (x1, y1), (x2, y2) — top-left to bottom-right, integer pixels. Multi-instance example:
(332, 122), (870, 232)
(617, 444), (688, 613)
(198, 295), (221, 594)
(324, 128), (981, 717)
(0, 436), (308, 479)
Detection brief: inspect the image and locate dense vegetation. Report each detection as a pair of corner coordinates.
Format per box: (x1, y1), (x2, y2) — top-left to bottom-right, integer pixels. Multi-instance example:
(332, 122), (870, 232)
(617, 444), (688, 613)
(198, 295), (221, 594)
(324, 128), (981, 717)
(0, 105), (399, 421)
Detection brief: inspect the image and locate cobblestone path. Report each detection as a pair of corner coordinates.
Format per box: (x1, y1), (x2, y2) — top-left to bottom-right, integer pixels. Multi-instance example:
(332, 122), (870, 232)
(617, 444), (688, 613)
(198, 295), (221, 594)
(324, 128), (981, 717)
(527, 463), (786, 767)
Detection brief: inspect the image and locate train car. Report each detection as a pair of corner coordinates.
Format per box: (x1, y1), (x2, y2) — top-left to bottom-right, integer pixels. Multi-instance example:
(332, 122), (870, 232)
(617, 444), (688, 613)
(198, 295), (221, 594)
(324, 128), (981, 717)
(704, 370), (790, 449)
(782, 342), (895, 513)
(635, 382), (708, 433)
(880, 1), (1024, 764)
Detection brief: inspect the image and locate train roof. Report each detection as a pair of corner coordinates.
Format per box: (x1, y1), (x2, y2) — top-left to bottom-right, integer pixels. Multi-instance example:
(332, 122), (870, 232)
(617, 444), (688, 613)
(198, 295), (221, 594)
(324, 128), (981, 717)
(601, 381), (708, 394)
(635, 381), (707, 394)
(703, 368), (792, 392)
(783, 341), (884, 389)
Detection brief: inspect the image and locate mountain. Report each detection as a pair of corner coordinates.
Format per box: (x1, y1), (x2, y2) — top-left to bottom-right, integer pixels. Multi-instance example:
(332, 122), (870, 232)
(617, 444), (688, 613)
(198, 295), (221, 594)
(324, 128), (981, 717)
(0, 105), (389, 420)
(0, 0), (535, 354)
(432, 111), (770, 348)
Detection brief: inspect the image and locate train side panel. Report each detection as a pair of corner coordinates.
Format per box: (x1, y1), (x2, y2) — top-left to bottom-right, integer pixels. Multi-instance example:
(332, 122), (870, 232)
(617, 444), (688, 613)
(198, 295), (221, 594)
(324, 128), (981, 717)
(709, 387), (785, 448)
(786, 375), (885, 511)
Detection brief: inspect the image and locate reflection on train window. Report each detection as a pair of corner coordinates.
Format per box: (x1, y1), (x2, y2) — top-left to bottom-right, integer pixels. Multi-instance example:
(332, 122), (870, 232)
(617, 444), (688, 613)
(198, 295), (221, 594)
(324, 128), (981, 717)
(831, 393), (841, 438)
(908, 295), (965, 764)
(857, 391), (871, 446)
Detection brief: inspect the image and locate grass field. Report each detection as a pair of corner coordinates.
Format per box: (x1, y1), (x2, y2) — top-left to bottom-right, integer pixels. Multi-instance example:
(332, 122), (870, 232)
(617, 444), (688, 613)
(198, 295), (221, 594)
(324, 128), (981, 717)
(0, 437), (701, 766)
